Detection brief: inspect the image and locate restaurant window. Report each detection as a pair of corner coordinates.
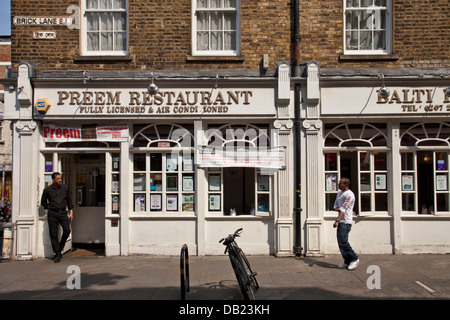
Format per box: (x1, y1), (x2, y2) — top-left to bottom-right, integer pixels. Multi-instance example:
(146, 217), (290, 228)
(131, 124), (195, 214)
(400, 123), (450, 215)
(324, 123), (389, 215)
(344, 0), (392, 55)
(192, 0), (241, 56)
(204, 124), (273, 216)
(82, 0), (128, 56)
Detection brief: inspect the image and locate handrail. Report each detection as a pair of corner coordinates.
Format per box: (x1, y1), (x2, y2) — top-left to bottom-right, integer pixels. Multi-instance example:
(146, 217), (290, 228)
(180, 244), (190, 300)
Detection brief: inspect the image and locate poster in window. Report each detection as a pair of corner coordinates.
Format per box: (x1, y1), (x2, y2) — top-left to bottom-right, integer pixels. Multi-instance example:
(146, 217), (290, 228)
(150, 194), (162, 210)
(166, 154), (178, 171)
(375, 174), (386, 190)
(209, 174), (221, 191)
(436, 174), (448, 191)
(167, 195), (178, 211)
(183, 175), (194, 191)
(326, 173), (337, 191)
(182, 195), (194, 212)
(437, 159), (445, 171)
(402, 175), (413, 191)
(134, 194), (146, 212)
(209, 194), (221, 211)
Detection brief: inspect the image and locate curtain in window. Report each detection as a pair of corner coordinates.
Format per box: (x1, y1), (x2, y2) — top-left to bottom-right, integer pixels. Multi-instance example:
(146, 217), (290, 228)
(345, 0), (387, 51)
(196, 0), (237, 52)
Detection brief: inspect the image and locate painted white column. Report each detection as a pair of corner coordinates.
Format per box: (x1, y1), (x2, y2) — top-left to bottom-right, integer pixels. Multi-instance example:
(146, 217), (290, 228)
(274, 119), (294, 256)
(302, 119), (324, 256)
(194, 120), (206, 256)
(303, 62), (324, 257)
(120, 140), (130, 255)
(13, 62), (39, 260)
(391, 122), (402, 254)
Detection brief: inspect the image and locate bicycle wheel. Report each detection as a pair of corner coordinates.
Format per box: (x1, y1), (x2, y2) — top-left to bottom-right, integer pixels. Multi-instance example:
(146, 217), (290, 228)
(236, 247), (259, 290)
(229, 251), (256, 300)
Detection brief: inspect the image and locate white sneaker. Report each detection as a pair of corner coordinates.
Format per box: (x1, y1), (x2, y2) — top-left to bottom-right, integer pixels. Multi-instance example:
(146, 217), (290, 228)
(338, 263), (348, 269)
(348, 259), (360, 270)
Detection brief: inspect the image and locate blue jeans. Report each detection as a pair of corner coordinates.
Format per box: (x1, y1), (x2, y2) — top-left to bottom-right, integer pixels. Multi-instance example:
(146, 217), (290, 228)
(337, 223), (358, 265)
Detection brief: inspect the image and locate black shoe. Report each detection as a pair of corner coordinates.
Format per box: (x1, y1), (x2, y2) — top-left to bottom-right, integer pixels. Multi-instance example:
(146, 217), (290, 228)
(54, 251), (62, 263)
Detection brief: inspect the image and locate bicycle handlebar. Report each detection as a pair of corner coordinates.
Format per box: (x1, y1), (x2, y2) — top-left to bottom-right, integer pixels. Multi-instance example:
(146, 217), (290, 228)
(219, 228), (243, 249)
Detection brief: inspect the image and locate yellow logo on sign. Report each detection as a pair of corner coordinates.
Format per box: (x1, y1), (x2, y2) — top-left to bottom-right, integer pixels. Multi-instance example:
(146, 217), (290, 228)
(35, 98), (51, 114)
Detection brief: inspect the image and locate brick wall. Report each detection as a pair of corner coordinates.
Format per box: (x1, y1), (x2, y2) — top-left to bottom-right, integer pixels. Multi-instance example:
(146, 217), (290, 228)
(299, 0), (450, 69)
(10, 1), (450, 72)
(11, 0), (292, 72)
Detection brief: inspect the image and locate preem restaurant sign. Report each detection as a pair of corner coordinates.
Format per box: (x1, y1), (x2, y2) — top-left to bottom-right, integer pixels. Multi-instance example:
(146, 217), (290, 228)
(34, 87), (276, 117)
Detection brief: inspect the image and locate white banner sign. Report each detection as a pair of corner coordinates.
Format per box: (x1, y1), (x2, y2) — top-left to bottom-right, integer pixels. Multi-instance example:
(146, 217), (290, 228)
(43, 123), (129, 142)
(197, 147), (286, 169)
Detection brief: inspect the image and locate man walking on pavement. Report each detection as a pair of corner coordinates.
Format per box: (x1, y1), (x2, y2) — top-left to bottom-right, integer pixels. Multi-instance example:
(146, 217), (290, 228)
(41, 172), (74, 263)
(333, 177), (359, 270)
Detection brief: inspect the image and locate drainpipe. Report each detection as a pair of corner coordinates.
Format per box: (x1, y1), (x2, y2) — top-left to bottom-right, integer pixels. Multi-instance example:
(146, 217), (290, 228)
(293, 0), (302, 256)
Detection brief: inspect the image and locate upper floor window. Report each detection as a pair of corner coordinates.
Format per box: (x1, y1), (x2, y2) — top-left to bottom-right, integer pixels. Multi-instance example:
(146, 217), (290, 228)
(192, 0), (240, 56)
(344, 0), (392, 55)
(82, 0), (128, 56)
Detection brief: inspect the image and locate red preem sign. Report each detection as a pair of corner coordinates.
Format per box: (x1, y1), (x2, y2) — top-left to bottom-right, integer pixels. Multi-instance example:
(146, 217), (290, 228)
(43, 123), (129, 142)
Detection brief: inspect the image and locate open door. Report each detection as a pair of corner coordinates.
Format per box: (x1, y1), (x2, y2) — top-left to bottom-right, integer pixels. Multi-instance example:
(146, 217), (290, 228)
(71, 154), (105, 249)
(59, 154), (73, 253)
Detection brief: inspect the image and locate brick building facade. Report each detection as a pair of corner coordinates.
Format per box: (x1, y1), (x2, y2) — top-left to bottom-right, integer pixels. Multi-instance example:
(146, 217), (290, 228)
(2, 1), (450, 259)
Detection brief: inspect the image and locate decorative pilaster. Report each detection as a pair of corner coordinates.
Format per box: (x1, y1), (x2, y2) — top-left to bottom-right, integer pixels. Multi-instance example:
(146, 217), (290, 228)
(273, 119), (294, 256)
(13, 62), (38, 260)
(303, 62), (324, 257)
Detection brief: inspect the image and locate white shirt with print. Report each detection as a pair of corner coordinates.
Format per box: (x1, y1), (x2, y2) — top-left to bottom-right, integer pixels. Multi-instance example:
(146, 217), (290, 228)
(334, 189), (355, 224)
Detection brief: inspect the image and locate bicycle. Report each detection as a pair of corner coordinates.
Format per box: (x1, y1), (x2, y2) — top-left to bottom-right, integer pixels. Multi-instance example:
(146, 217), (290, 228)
(220, 228), (259, 300)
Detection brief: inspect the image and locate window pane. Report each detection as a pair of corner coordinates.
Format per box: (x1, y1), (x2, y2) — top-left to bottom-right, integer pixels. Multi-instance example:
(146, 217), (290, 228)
(402, 193), (415, 211)
(325, 153), (338, 171)
(133, 173), (146, 191)
(436, 152), (447, 171)
(437, 193), (449, 212)
(87, 0), (98, 9)
(113, 0), (125, 9)
(375, 193), (388, 211)
(150, 153), (162, 171)
(134, 153), (146, 171)
(87, 13), (99, 31)
(360, 173), (371, 191)
(326, 193), (336, 211)
(361, 193), (371, 211)
(401, 153), (414, 170)
(257, 194), (270, 212)
(360, 152), (370, 171)
(374, 152), (387, 170)
(100, 0), (113, 9)
(87, 32), (99, 51)
(101, 32), (113, 50)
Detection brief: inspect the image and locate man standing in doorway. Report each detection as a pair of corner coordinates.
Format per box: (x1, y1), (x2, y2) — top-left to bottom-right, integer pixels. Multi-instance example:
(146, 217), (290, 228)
(333, 177), (359, 270)
(41, 172), (74, 263)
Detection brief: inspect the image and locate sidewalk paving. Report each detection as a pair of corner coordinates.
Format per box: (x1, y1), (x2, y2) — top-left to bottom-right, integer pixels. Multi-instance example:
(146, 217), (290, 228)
(0, 252), (449, 300)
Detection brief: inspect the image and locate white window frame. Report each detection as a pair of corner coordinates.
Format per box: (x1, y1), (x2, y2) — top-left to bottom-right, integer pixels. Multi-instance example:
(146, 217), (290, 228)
(192, 0), (241, 56)
(324, 123), (390, 216)
(81, 0), (129, 56)
(343, 0), (392, 55)
(400, 123), (450, 216)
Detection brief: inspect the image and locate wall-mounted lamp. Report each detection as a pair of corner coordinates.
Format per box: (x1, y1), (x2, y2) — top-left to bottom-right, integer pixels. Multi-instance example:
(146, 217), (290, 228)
(444, 87), (450, 96)
(148, 72), (159, 95)
(377, 74), (390, 99)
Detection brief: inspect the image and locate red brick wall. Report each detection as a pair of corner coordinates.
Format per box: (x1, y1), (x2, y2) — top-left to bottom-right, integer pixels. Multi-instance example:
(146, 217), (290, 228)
(10, 1), (450, 72)
(299, 0), (450, 68)
(10, 0), (292, 72)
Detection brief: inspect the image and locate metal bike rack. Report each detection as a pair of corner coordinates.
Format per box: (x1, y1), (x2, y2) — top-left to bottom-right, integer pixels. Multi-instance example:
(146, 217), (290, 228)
(180, 244), (190, 300)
